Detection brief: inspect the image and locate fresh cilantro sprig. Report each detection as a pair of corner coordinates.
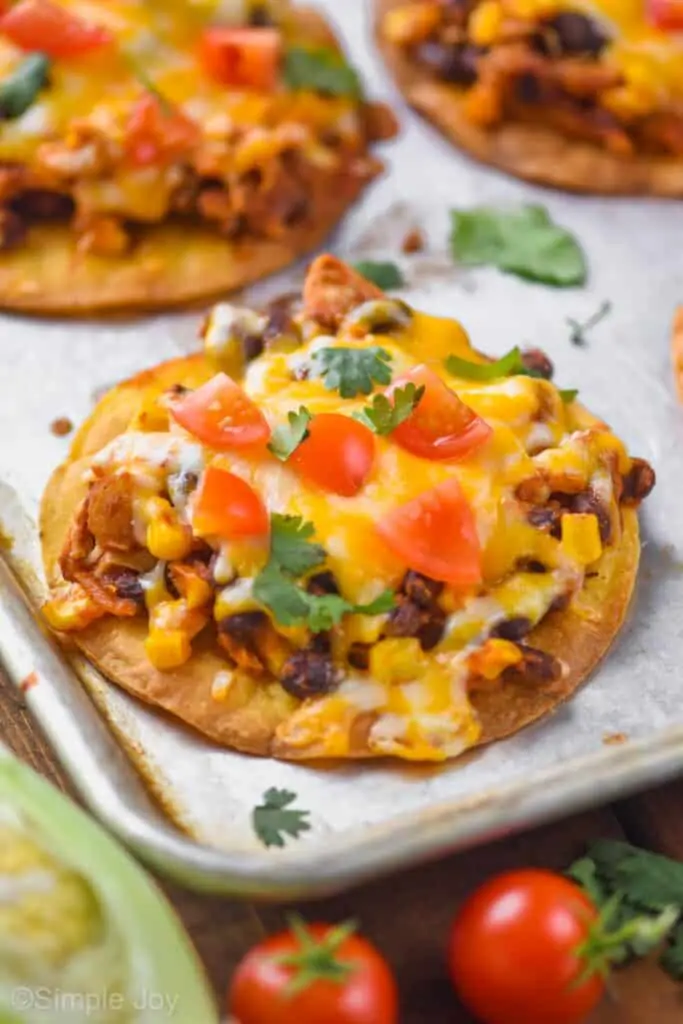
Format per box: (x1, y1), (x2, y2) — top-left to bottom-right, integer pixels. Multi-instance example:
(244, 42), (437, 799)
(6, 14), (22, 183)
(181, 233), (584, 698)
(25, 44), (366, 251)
(310, 347), (392, 399)
(352, 261), (405, 291)
(252, 788), (311, 848)
(568, 840), (683, 979)
(268, 407), (312, 461)
(355, 382), (424, 435)
(283, 46), (362, 99)
(450, 205), (587, 287)
(253, 514), (394, 631)
(566, 300), (612, 346)
(445, 347), (578, 403)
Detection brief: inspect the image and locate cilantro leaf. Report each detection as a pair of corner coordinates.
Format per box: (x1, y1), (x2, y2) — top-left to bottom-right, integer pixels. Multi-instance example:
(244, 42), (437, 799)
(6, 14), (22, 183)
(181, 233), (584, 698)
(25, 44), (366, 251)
(304, 589), (395, 632)
(252, 788), (311, 848)
(310, 346), (392, 398)
(355, 383), (424, 435)
(253, 564), (312, 626)
(450, 205), (587, 287)
(559, 388), (578, 403)
(267, 407), (312, 462)
(352, 261), (405, 290)
(270, 514), (327, 577)
(445, 347), (528, 381)
(283, 46), (362, 99)
(0, 53), (51, 120)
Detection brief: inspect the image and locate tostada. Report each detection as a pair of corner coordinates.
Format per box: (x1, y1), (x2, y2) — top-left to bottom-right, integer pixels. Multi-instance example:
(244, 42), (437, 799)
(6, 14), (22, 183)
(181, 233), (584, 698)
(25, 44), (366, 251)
(377, 0), (683, 195)
(40, 256), (655, 762)
(0, 0), (395, 313)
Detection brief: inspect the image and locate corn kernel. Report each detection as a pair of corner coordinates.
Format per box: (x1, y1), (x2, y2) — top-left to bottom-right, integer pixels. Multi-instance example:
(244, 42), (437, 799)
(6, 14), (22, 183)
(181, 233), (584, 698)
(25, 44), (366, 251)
(561, 513), (603, 566)
(469, 1), (503, 46)
(42, 592), (103, 632)
(145, 629), (192, 670)
(146, 518), (192, 561)
(468, 638), (522, 681)
(169, 564), (212, 609)
(602, 85), (654, 120)
(370, 638), (425, 685)
(382, 2), (441, 45)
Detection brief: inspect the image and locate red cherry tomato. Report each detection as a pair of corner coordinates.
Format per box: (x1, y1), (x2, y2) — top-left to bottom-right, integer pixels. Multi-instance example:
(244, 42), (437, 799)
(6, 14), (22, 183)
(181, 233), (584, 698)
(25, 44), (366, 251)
(449, 870), (604, 1024)
(648, 0), (683, 30)
(198, 27), (281, 89)
(124, 94), (200, 167)
(390, 365), (491, 461)
(229, 919), (399, 1024)
(170, 373), (270, 449)
(290, 413), (376, 497)
(192, 465), (268, 538)
(376, 478), (481, 585)
(1, 0), (113, 57)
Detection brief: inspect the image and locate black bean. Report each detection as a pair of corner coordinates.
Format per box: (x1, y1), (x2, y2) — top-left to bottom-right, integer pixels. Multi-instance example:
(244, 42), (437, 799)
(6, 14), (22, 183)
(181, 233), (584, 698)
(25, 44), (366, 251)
(384, 599), (424, 639)
(516, 557), (547, 574)
(10, 189), (73, 221)
(280, 650), (339, 699)
(503, 645), (563, 686)
(621, 458), (656, 507)
(491, 616), (532, 641)
(249, 4), (274, 26)
(307, 571), (340, 597)
(348, 642), (371, 671)
(521, 347), (554, 380)
(568, 490), (612, 544)
(414, 41), (481, 86)
(0, 208), (26, 250)
(100, 568), (144, 607)
(401, 570), (444, 609)
(542, 12), (609, 57)
(417, 607), (446, 651)
(527, 505), (562, 535)
(514, 73), (544, 105)
(242, 334), (264, 362)
(218, 611), (268, 642)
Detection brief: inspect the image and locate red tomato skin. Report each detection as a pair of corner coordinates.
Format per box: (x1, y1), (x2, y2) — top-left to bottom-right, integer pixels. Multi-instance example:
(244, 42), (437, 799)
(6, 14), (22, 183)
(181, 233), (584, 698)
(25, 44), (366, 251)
(1, 0), (112, 56)
(290, 413), (376, 497)
(229, 924), (399, 1024)
(198, 27), (280, 89)
(170, 373), (270, 449)
(648, 0), (683, 30)
(390, 365), (492, 461)
(124, 95), (200, 167)
(449, 870), (604, 1024)
(377, 478), (482, 585)
(192, 466), (268, 538)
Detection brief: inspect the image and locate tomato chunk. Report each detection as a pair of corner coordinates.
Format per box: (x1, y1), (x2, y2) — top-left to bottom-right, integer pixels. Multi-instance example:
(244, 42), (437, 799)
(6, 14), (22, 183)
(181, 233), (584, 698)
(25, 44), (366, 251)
(170, 373), (271, 449)
(124, 94), (200, 167)
(377, 479), (481, 585)
(198, 27), (281, 90)
(1, 0), (113, 57)
(390, 365), (491, 461)
(290, 413), (376, 497)
(648, 0), (683, 30)
(192, 465), (268, 538)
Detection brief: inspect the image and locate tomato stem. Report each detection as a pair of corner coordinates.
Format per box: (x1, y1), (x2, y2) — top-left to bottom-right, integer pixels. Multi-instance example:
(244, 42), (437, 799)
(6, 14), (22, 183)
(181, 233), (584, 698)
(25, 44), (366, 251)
(274, 916), (359, 997)
(572, 897), (678, 988)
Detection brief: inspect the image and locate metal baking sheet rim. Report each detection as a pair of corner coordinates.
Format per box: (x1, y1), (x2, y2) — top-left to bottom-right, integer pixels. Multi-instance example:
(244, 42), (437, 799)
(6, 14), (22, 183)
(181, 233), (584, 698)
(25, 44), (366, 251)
(2, 551), (682, 900)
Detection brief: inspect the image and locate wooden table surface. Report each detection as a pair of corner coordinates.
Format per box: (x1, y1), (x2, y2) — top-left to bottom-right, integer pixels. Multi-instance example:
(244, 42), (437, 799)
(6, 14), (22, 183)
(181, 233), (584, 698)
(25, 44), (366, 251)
(3, 675), (683, 1023)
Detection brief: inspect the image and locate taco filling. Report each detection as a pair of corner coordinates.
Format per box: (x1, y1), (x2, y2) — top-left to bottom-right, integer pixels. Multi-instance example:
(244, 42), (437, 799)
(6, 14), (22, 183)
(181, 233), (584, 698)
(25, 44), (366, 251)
(381, 0), (683, 158)
(0, 0), (393, 259)
(41, 257), (655, 762)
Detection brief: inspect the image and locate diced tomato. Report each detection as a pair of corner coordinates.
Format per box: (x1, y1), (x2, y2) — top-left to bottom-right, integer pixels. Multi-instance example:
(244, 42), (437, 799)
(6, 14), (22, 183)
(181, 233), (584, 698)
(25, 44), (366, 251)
(169, 373), (271, 449)
(198, 27), (281, 90)
(290, 413), (376, 497)
(124, 94), (201, 167)
(648, 0), (683, 30)
(192, 465), (268, 538)
(377, 479), (482, 585)
(1, 0), (113, 57)
(390, 365), (492, 461)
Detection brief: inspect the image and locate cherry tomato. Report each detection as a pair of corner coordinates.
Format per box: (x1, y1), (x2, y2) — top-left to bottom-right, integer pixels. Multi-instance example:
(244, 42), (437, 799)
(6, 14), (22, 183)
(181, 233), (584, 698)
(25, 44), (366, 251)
(198, 27), (281, 89)
(192, 465), (268, 539)
(229, 918), (399, 1024)
(377, 478), (481, 585)
(124, 94), (200, 167)
(1, 0), (113, 57)
(390, 365), (491, 461)
(449, 870), (604, 1024)
(290, 413), (376, 497)
(648, 0), (683, 30)
(170, 373), (270, 449)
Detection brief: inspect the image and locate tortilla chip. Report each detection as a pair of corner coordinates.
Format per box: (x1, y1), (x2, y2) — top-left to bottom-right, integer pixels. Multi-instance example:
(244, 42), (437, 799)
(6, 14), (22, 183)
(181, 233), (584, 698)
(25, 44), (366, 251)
(0, 9), (382, 316)
(40, 271), (642, 758)
(303, 253), (384, 328)
(375, 0), (683, 197)
(671, 306), (683, 402)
